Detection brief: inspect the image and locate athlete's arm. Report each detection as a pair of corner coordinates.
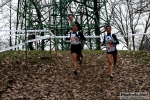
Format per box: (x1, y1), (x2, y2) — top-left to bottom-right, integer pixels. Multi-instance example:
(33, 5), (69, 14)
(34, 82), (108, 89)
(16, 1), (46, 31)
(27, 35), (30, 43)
(112, 34), (119, 45)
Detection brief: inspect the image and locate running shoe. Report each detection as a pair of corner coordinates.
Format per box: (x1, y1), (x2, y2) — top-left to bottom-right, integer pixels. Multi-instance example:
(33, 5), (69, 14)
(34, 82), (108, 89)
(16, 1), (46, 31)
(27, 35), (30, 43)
(110, 75), (114, 79)
(74, 70), (77, 75)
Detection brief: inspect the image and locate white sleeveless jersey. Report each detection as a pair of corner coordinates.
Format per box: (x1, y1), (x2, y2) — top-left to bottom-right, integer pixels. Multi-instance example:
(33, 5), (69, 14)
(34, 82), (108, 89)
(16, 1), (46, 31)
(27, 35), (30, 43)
(70, 32), (81, 45)
(105, 34), (116, 52)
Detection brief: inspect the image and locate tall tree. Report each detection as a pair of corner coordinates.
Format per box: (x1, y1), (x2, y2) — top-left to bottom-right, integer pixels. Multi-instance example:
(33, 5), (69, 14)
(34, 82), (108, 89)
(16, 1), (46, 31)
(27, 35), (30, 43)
(108, 0), (150, 50)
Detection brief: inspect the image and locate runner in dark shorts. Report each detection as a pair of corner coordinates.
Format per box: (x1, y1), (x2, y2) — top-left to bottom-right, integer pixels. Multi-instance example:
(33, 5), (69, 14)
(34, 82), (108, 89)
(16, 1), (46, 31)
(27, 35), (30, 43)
(69, 24), (85, 75)
(101, 25), (119, 79)
(65, 14), (84, 61)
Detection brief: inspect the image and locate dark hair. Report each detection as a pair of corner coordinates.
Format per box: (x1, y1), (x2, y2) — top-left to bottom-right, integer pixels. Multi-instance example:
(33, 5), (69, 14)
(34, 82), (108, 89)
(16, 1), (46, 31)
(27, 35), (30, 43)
(71, 24), (78, 30)
(72, 24), (78, 28)
(105, 25), (111, 30)
(68, 14), (74, 18)
(73, 24), (77, 26)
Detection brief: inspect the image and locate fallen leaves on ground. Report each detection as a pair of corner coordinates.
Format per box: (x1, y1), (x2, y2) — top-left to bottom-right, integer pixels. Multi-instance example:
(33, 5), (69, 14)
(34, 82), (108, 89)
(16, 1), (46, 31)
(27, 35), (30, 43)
(0, 50), (149, 99)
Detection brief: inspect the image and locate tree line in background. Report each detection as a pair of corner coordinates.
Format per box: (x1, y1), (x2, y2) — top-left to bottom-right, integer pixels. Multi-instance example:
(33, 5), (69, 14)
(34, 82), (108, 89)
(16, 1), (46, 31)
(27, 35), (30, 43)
(108, 0), (150, 50)
(0, 0), (150, 51)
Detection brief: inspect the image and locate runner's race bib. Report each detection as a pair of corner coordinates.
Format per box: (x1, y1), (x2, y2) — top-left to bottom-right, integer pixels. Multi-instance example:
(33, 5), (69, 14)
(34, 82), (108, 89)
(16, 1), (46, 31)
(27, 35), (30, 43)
(70, 33), (80, 44)
(105, 35), (116, 52)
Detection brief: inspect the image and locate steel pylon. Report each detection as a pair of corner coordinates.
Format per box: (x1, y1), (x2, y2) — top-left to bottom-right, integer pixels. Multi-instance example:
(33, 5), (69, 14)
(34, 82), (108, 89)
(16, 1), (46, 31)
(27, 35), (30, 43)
(16, 0), (109, 50)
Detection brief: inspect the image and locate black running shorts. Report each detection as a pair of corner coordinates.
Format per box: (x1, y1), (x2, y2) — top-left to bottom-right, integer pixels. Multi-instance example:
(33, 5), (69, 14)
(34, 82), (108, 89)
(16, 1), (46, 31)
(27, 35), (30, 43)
(107, 50), (118, 55)
(71, 44), (81, 55)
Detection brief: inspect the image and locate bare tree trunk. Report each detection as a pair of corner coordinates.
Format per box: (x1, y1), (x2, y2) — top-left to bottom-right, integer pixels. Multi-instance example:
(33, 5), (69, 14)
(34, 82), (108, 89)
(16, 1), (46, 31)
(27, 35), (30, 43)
(32, 1), (44, 50)
(94, 0), (100, 50)
(9, 1), (12, 47)
(139, 12), (150, 50)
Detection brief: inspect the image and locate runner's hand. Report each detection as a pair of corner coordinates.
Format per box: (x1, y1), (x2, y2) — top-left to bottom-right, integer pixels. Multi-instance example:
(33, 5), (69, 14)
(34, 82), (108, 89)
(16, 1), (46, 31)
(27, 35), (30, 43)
(70, 30), (73, 33)
(100, 43), (103, 46)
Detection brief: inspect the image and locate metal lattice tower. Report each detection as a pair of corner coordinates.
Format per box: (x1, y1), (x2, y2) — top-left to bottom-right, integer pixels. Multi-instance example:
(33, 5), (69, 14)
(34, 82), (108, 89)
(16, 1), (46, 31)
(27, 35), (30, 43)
(16, 0), (109, 50)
